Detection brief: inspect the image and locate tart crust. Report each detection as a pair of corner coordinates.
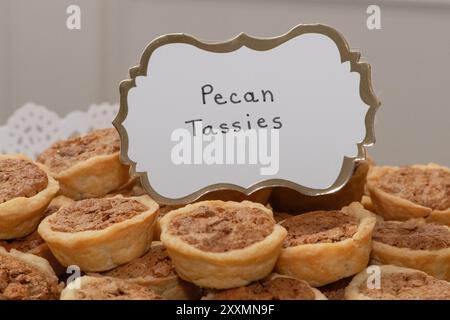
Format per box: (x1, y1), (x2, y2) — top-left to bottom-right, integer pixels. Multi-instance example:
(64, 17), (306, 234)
(371, 219), (450, 281)
(0, 247), (62, 300)
(270, 160), (369, 213)
(345, 265), (450, 300)
(202, 274), (327, 300)
(367, 164), (450, 224)
(38, 195), (159, 272)
(60, 275), (162, 300)
(94, 241), (201, 300)
(0, 195), (73, 276)
(37, 129), (129, 200)
(275, 202), (376, 287)
(361, 195), (376, 213)
(159, 200), (287, 289)
(0, 154), (59, 239)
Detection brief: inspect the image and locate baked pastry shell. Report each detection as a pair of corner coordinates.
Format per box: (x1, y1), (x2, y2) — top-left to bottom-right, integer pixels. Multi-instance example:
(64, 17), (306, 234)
(269, 160), (369, 213)
(371, 222), (450, 281)
(367, 164), (450, 224)
(344, 264), (435, 300)
(50, 152), (129, 200)
(38, 195), (159, 272)
(160, 200), (287, 289)
(0, 154), (59, 239)
(361, 195), (376, 213)
(275, 202), (376, 287)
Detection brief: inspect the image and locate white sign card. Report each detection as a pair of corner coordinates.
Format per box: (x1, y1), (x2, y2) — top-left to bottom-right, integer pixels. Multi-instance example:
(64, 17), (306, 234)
(115, 24), (379, 204)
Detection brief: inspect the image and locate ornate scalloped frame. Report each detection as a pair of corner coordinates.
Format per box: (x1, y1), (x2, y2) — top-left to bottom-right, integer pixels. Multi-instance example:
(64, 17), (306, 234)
(114, 23), (380, 205)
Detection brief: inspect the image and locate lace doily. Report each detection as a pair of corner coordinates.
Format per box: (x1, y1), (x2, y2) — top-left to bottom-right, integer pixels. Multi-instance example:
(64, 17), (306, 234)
(0, 103), (119, 159)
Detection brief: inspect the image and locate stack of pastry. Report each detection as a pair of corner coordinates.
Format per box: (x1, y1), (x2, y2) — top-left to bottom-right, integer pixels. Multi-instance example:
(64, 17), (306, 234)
(1, 128), (449, 300)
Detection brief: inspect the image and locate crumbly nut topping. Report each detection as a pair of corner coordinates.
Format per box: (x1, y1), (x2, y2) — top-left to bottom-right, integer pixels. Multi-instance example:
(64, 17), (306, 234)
(49, 198), (148, 233)
(377, 167), (450, 210)
(169, 205), (275, 253)
(0, 159), (48, 203)
(0, 254), (61, 300)
(37, 128), (120, 173)
(210, 277), (315, 300)
(102, 244), (175, 279)
(373, 219), (450, 250)
(281, 211), (358, 248)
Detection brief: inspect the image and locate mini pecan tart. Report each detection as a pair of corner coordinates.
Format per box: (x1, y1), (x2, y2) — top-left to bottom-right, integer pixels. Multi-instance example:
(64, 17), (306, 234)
(95, 241), (201, 299)
(360, 195), (376, 213)
(38, 195), (159, 272)
(345, 265), (450, 300)
(371, 219), (450, 280)
(367, 164), (450, 224)
(0, 195), (73, 276)
(159, 200), (287, 289)
(37, 128), (129, 199)
(0, 154), (59, 239)
(270, 160), (369, 213)
(0, 247), (63, 300)
(202, 274), (326, 300)
(60, 275), (162, 300)
(275, 202), (376, 287)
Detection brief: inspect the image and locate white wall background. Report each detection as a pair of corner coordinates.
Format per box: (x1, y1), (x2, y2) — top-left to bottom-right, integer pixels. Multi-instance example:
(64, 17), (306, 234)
(0, 0), (449, 165)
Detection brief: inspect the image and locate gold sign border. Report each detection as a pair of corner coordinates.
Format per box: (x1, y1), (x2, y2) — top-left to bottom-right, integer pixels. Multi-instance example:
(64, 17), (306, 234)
(114, 23), (380, 205)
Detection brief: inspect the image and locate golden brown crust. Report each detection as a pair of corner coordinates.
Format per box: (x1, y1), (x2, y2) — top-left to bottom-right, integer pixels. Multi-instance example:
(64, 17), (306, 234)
(345, 265), (450, 300)
(361, 195), (376, 213)
(53, 152), (129, 200)
(275, 202), (376, 287)
(367, 164), (450, 224)
(168, 205), (275, 253)
(0, 195), (73, 276)
(153, 205), (184, 241)
(60, 275), (162, 300)
(269, 160), (369, 213)
(160, 200), (287, 289)
(281, 210), (358, 247)
(0, 154), (59, 239)
(0, 195), (74, 251)
(371, 219), (450, 281)
(0, 158), (48, 203)
(202, 274), (327, 300)
(38, 195), (159, 272)
(38, 129), (129, 200)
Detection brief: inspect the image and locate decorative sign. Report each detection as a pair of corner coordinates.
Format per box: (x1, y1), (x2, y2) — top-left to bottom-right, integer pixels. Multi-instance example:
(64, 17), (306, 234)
(114, 24), (379, 204)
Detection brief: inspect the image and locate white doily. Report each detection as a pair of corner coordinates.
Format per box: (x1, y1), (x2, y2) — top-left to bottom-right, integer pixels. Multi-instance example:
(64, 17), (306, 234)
(0, 102), (119, 159)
